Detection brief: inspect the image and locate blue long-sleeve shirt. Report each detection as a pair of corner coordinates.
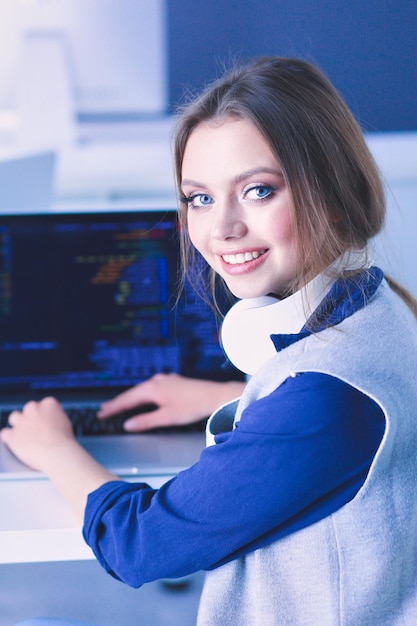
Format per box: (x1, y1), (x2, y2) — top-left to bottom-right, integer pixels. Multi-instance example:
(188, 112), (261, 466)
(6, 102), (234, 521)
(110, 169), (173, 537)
(83, 268), (385, 587)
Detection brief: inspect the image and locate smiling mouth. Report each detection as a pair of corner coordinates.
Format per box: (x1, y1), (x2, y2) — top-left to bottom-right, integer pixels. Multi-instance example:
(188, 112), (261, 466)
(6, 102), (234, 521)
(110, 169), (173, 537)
(222, 249), (267, 265)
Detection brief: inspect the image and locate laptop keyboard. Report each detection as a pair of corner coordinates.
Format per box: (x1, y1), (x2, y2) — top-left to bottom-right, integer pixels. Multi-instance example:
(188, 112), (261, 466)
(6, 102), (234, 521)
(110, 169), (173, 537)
(0, 402), (144, 436)
(0, 402), (206, 436)
(66, 404), (135, 436)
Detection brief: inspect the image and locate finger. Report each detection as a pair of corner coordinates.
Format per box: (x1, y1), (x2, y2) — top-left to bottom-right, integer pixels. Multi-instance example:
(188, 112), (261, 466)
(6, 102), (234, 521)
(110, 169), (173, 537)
(98, 385), (156, 419)
(123, 408), (172, 432)
(1, 416), (19, 442)
(0, 426), (10, 441)
(7, 410), (21, 427)
(23, 399), (36, 408)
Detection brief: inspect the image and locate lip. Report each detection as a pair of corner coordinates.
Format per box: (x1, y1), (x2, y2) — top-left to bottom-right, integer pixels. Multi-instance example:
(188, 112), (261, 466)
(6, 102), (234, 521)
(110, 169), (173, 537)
(218, 248), (269, 274)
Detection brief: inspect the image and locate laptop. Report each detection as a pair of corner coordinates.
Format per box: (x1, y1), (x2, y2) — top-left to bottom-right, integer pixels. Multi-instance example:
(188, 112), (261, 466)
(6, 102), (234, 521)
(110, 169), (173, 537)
(0, 208), (243, 479)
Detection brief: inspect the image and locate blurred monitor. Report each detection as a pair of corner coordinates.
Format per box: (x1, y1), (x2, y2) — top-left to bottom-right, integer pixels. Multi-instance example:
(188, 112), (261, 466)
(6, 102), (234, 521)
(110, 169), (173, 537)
(0, 152), (55, 211)
(0, 0), (167, 120)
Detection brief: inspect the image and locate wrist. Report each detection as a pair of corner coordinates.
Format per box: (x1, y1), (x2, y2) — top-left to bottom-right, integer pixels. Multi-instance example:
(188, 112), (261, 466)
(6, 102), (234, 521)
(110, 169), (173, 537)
(38, 436), (82, 475)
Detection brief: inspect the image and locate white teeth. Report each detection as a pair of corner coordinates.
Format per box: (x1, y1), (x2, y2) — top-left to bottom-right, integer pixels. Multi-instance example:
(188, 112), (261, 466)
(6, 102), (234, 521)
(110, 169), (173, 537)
(222, 250), (265, 265)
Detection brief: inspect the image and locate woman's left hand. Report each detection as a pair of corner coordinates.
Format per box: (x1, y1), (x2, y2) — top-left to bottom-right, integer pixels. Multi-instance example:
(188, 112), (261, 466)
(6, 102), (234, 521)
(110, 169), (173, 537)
(1, 397), (119, 520)
(0, 396), (75, 473)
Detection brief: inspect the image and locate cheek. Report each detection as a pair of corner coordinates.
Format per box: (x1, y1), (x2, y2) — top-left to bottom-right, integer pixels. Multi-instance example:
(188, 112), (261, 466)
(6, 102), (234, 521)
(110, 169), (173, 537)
(267, 207), (296, 249)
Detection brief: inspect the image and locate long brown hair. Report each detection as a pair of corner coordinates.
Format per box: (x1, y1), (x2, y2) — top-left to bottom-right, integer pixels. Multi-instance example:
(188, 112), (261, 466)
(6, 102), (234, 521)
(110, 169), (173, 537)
(173, 56), (416, 315)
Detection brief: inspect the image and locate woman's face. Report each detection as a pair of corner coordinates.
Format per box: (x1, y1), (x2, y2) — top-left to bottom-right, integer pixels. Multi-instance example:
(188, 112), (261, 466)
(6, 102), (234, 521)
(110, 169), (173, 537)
(181, 116), (299, 299)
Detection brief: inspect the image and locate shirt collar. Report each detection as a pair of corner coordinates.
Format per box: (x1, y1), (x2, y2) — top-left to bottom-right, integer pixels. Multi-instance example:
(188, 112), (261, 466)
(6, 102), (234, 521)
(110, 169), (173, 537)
(266, 249), (371, 335)
(271, 266), (384, 353)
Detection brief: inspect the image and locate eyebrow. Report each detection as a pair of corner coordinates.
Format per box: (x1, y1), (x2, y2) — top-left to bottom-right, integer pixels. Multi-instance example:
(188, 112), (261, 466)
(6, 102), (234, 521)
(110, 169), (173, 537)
(181, 166), (284, 189)
(233, 167), (284, 184)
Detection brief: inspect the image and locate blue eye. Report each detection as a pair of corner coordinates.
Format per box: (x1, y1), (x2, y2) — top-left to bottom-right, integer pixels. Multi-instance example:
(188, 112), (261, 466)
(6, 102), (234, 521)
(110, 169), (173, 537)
(256, 186), (271, 198)
(244, 185), (276, 201)
(195, 194), (213, 206)
(180, 193), (214, 208)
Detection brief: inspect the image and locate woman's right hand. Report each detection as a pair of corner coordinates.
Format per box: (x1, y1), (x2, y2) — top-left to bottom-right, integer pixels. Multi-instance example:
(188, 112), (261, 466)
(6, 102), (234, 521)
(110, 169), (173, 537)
(97, 373), (246, 432)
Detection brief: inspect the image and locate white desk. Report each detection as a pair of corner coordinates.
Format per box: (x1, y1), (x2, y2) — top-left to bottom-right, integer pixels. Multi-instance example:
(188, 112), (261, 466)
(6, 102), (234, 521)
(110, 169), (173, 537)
(0, 475), (169, 564)
(0, 433), (205, 564)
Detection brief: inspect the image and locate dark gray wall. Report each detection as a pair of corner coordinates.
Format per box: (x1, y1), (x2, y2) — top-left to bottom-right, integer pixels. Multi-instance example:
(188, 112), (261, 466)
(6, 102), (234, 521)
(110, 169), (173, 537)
(167, 0), (417, 132)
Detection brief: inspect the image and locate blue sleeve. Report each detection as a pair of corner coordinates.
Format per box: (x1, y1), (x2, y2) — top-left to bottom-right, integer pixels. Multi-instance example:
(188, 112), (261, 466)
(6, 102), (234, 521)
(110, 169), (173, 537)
(83, 372), (385, 587)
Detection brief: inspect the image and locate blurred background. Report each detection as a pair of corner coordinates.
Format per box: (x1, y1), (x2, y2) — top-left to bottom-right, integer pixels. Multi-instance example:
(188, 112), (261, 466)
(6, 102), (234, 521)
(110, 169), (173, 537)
(0, 0), (415, 293)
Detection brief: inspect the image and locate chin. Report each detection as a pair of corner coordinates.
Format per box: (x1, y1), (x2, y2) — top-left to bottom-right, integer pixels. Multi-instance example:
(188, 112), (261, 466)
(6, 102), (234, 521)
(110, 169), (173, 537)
(226, 285), (270, 300)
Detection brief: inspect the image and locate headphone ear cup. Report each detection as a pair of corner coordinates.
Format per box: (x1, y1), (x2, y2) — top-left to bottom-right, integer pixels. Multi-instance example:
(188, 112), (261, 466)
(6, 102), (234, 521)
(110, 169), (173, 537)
(221, 269), (339, 375)
(221, 296), (280, 375)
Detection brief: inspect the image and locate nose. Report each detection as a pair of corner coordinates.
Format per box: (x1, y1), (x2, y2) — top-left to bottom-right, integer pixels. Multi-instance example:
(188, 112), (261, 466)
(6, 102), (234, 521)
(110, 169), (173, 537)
(211, 200), (248, 241)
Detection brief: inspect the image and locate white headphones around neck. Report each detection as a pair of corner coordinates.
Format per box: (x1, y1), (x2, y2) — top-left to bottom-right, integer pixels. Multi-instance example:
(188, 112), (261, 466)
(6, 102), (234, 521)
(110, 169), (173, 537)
(221, 253), (371, 375)
(221, 295), (283, 375)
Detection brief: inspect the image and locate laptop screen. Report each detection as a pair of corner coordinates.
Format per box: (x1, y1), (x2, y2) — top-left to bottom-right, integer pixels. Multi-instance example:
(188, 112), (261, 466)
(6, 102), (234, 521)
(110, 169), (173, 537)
(0, 209), (243, 403)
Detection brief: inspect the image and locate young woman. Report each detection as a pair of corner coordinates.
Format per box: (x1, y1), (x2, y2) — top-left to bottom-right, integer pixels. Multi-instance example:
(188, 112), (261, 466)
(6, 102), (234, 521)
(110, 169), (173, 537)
(5, 57), (417, 625)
